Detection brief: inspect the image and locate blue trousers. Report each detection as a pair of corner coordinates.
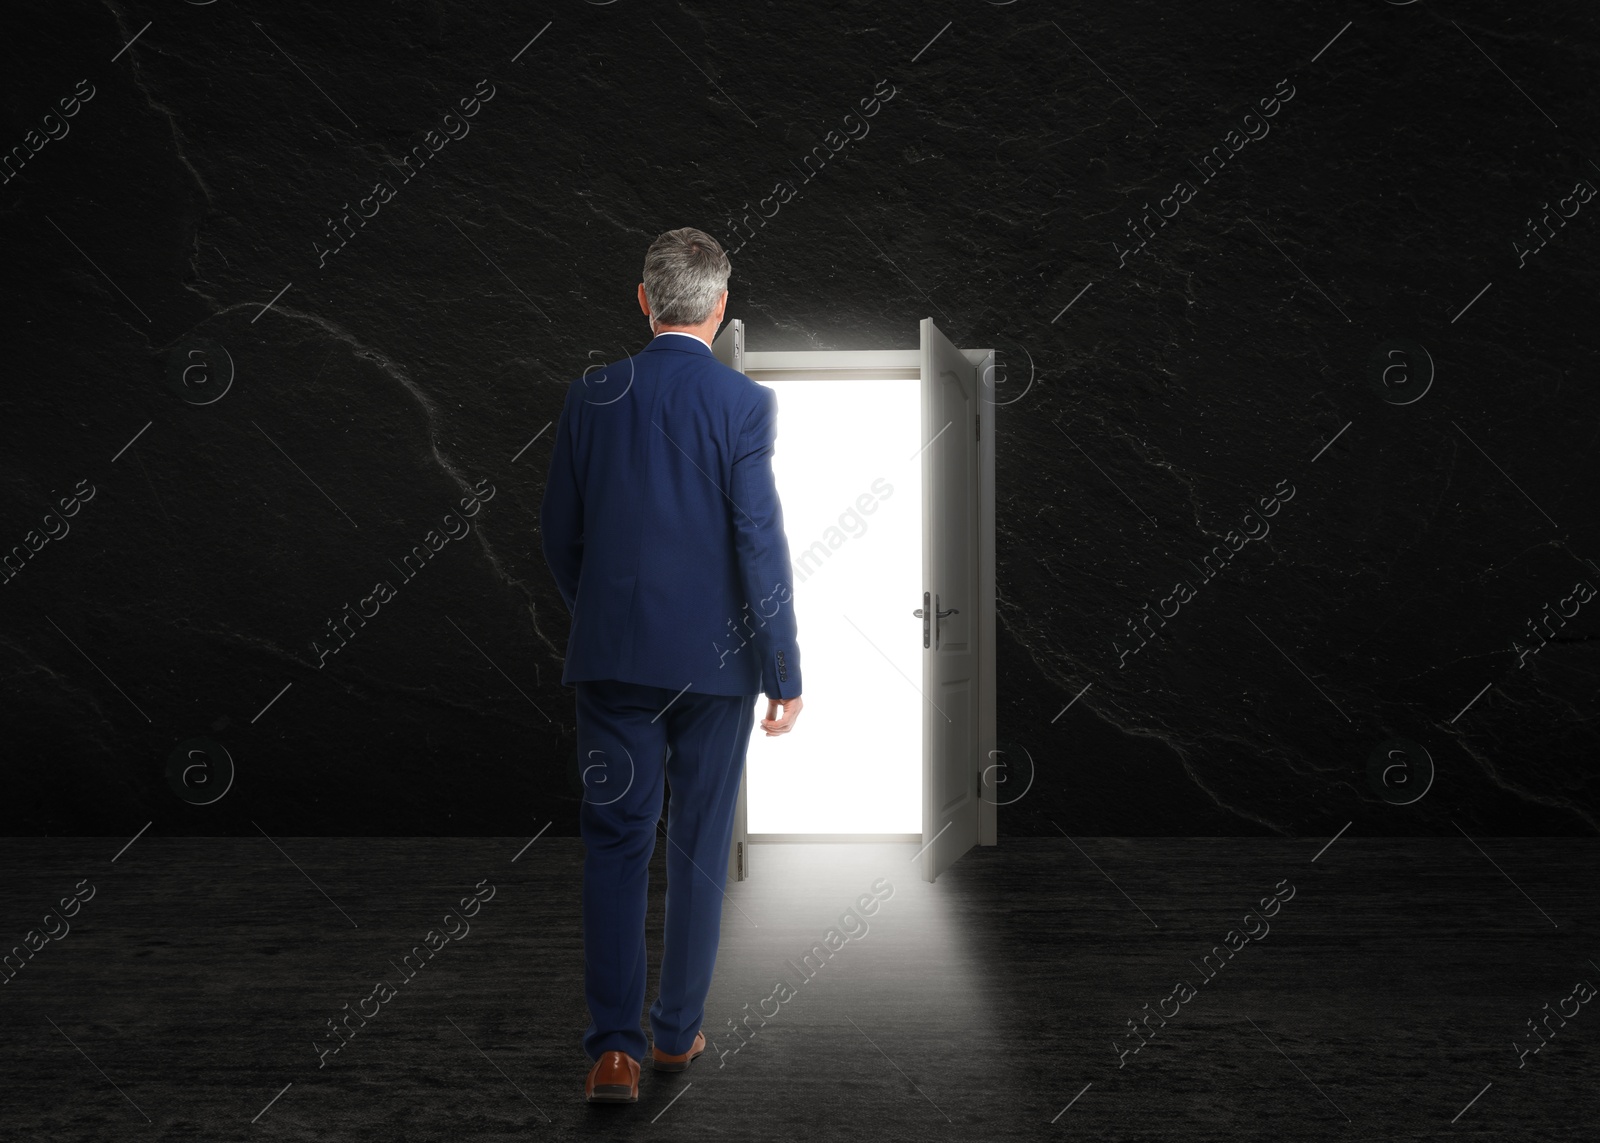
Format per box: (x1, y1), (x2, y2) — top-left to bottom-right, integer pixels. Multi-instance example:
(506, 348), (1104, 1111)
(576, 678), (757, 1062)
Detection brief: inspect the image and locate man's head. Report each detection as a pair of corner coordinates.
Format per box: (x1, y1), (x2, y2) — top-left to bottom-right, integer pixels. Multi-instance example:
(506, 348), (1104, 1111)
(638, 227), (730, 340)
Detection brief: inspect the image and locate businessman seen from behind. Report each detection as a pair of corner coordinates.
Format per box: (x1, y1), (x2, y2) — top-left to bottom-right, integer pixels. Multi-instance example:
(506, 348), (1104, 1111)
(540, 227), (804, 1104)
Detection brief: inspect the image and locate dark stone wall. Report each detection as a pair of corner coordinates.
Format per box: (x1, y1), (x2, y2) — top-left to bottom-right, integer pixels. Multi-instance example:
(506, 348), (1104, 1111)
(2, 1), (1596, 836)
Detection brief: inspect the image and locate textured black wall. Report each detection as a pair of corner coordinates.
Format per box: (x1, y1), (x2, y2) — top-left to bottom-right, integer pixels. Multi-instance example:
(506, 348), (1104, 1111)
(3, 1), (1596, 837)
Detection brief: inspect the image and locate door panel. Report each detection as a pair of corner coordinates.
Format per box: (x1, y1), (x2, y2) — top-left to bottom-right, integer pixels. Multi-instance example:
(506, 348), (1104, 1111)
(920, 318), (980, 882)
(937, 679), (974, 815)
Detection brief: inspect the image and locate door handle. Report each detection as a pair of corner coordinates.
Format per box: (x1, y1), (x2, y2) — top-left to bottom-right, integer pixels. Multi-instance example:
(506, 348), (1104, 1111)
(912, 592), (959, 649)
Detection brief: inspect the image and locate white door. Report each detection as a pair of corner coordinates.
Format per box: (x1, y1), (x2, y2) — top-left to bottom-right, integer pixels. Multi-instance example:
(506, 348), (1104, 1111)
(918, 318), (981, 882)
(713, 318), (986, 883)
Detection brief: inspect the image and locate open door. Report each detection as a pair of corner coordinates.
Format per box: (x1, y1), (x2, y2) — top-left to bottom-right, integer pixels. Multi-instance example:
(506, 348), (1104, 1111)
(918, 318), (981, 882)
(713, 318), (752, 883)
(717, 317), (990, 883)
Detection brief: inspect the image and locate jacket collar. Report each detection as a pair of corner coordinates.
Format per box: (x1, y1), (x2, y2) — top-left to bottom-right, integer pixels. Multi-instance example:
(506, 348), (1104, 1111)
(641, 331), (714, 357)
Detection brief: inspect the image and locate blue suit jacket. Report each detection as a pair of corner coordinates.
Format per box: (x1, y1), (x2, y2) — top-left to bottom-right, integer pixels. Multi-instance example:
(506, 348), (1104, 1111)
(540, 331), (803, 701)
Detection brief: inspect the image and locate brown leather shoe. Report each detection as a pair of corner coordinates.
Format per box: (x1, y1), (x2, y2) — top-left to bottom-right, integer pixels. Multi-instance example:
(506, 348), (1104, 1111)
(585, 1050), (640, 1102)
(650, 1030), (706, 1072)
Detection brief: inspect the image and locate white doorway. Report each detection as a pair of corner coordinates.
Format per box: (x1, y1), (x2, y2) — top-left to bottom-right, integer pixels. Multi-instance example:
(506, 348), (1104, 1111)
(713, 322), (996, 882)
(744, 376), (923, 835)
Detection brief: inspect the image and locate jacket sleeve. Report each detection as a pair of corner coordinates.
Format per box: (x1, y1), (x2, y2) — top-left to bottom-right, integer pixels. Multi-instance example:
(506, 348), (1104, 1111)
(539, 382), (583, 614)
(727, 386), (802, 701)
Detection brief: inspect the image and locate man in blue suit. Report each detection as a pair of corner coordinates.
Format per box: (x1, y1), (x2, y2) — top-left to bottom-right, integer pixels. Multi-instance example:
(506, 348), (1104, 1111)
(541, 227), (805, 1103)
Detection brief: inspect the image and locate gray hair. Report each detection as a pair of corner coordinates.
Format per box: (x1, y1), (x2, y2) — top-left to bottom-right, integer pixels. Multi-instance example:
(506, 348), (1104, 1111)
(641, 227), (731, 328)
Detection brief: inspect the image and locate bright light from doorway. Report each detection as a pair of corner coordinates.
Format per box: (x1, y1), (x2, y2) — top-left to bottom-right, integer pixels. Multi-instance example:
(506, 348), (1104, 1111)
(745, 377), (922, 834)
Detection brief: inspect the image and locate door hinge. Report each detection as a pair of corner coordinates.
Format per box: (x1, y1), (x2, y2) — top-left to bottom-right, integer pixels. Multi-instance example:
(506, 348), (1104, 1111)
(736, 840), (744, 879)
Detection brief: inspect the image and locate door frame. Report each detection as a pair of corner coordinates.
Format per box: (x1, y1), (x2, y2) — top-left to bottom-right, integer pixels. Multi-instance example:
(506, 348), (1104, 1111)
(717, 322), (997, 882)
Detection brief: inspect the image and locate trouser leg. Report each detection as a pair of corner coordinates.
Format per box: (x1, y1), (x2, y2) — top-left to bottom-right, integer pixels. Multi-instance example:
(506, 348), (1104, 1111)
(649, 690), (758, 1056)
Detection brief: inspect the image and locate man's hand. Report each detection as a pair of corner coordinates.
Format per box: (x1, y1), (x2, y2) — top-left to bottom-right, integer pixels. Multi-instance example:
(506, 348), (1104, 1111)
(760, 695), (803, 736)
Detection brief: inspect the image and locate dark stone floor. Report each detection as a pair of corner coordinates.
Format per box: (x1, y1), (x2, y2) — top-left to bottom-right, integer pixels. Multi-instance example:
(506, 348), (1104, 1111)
(1, 836), (1595, 1141)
